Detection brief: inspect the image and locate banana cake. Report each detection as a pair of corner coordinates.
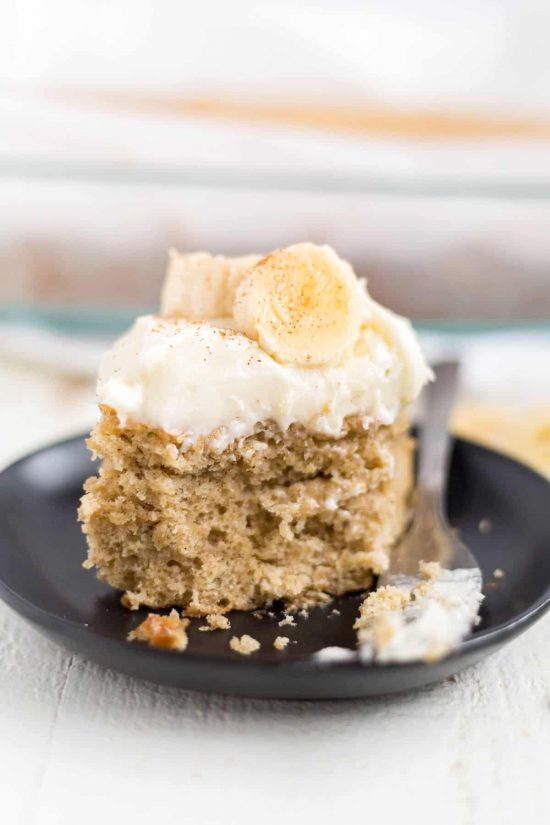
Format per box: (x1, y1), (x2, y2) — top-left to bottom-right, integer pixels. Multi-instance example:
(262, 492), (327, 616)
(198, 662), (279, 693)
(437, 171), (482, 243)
(79, 243), (432, 615)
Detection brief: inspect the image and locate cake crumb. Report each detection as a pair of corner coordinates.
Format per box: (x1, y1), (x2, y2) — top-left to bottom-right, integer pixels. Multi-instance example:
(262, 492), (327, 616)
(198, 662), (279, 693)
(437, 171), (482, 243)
(299, 608), (309, 619)
(230, 635), (260, 655)
(121, 591), (141, 611)
(198, 613), (231, 632)
(128, 609), (189, 651)
(479, 518), (492, 534)
(419, 560), (442, 580)
(278, 614), (296, 627)
(273, 636), (290, 651)
(355, 586), (410, 626)
(253, 611), (264, 619)
(331, 608), (341, 616)
(493, 568), (505, 579)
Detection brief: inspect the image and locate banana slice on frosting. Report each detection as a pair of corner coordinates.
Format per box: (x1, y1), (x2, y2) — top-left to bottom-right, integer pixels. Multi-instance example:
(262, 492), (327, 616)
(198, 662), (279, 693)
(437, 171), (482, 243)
(233, 243), (364, 367)
(161, 250), (261, 319)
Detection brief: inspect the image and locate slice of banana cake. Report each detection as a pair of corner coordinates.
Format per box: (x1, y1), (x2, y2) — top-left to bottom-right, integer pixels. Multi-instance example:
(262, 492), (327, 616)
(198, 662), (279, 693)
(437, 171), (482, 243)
(79, 243), (432, 615)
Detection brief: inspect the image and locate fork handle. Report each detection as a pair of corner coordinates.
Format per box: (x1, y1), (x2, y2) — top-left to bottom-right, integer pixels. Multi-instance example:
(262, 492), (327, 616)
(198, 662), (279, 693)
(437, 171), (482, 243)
(417, 361), (460, 495)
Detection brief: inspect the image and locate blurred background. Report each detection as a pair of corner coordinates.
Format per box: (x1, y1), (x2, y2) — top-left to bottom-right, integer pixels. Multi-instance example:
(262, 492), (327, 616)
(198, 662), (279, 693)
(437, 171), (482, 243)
(0, 0), (548, 473)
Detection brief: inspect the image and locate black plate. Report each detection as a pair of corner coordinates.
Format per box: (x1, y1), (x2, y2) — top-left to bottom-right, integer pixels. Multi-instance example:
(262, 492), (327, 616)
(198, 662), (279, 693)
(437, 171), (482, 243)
(0, 435), (548, 699)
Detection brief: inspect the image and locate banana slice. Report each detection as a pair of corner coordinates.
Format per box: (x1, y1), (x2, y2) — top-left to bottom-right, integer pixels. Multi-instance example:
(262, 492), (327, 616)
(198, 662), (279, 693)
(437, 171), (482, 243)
(161, 250), (261, 319)
(232, 243), (363, 366)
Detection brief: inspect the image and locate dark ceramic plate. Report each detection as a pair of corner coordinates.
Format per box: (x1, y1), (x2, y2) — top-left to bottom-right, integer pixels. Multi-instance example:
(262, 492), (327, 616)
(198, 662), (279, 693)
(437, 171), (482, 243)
(0, 435), (548, 700)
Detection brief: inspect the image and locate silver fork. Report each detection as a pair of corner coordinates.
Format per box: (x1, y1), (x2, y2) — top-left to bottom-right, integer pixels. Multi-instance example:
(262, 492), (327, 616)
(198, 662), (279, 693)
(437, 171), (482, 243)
(379, 361), (482, 592)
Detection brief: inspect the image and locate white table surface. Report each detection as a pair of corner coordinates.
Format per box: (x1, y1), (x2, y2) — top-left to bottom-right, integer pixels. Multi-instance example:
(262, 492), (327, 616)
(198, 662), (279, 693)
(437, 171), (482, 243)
(0, 354), (548, 825)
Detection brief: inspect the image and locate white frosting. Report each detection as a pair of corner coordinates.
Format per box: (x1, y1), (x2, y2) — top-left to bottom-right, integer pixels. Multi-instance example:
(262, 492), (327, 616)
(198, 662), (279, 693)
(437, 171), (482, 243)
(314, 646), (356, 664)
(98, 297), (431, 445)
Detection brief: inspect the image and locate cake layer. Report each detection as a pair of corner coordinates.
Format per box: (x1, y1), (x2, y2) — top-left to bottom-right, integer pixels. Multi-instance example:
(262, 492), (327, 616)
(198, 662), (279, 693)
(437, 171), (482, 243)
(80, 408), (413, 615)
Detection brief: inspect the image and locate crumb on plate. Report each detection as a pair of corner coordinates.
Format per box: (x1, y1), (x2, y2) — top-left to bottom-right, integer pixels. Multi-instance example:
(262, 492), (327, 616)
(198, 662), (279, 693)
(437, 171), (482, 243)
(229, 634), (260, 655)
(127, 609), (189, 651)
(273, 636), (290, 651)
(121, 592), (141, 611)
(198, 613), (231, 632)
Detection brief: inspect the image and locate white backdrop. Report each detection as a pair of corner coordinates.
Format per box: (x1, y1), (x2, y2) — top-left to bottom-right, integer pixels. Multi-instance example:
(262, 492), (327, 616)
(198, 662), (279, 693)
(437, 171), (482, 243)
(2, 1), (550, 184)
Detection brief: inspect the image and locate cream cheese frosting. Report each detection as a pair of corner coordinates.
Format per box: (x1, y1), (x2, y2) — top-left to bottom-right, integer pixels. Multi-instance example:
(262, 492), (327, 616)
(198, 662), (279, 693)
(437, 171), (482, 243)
(97, 294), (432, 446)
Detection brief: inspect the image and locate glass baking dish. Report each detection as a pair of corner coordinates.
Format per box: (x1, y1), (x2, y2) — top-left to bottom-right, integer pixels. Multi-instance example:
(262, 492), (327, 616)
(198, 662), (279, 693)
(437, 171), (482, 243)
(1, 161), (550, 336)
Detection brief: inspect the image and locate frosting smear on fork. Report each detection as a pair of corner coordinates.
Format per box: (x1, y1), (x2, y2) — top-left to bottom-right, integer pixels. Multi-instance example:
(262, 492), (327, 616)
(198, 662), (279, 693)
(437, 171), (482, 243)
(354, 562), (484, 663)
